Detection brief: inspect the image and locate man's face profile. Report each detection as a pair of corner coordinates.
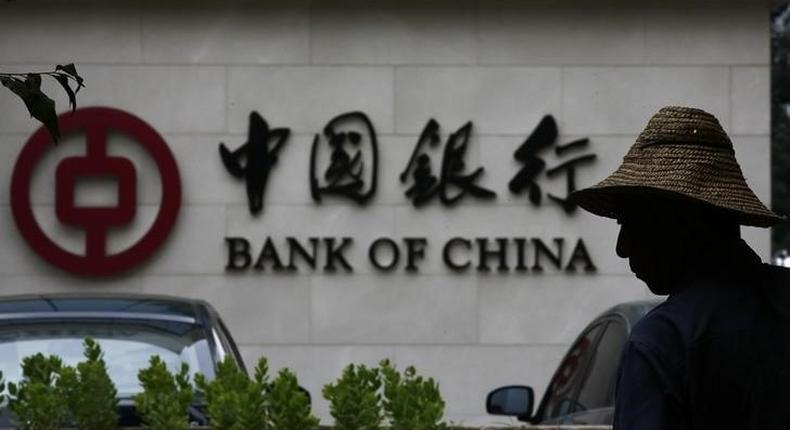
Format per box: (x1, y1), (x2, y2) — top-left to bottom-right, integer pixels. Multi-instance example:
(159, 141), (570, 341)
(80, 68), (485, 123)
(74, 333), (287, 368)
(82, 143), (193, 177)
(615, 196), (692, 295)
(614, 194), (742, 295)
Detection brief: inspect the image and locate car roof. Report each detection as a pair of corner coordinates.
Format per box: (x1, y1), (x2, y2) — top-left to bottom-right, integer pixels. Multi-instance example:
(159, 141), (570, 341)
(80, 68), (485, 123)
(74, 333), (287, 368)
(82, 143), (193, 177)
(0, 293), (213, 323)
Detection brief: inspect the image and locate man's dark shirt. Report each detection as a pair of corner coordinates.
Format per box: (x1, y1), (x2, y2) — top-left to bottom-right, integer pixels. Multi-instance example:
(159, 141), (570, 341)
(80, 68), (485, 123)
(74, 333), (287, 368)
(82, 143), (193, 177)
(614, 240), (790, 429)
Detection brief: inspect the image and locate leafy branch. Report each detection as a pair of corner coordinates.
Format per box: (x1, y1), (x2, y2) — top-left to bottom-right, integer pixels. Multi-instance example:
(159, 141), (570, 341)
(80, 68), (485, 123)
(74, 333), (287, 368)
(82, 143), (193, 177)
(195, 356), (270, 430)
(58, 338), (119, 430)
(380, 359), (447, 430)
(0, 64), (85, 142)
(134, 357), (194, 430)
(323, 363), (383, 430)
(7, 353), (69, 430)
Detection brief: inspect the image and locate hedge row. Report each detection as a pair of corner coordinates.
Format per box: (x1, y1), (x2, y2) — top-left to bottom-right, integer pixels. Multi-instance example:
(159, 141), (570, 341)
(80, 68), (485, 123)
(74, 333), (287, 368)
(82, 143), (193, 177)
(0, 338), (449, 430)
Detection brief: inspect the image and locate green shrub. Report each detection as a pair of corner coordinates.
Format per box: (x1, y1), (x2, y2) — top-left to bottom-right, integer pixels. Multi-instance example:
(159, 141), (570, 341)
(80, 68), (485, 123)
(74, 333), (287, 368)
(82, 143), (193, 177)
(380, 359), (446, 430)
(7, 354), (68, 430)
(268, 368), (319, 430)
(134, 356), (194, 430)
(195, 356), (320, 430)
(195, 356), (270, 430)
(58, 338), (119, 430)
(322, 363), (383, 430)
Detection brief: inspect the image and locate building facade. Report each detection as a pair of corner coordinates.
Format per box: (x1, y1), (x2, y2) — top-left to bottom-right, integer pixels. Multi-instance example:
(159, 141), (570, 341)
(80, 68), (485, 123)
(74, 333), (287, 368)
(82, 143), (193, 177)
(0, 0), (774, 425)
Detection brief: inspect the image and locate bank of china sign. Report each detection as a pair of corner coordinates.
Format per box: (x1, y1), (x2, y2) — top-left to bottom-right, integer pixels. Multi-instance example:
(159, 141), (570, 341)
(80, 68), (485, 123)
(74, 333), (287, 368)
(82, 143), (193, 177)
(11, 107), (597, 277)
(222, 110), (597, 275)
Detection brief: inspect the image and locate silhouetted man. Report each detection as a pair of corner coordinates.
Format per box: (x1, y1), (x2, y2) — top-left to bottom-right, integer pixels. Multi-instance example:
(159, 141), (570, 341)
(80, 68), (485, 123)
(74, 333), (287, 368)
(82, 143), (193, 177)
(571, 106), (790, 429)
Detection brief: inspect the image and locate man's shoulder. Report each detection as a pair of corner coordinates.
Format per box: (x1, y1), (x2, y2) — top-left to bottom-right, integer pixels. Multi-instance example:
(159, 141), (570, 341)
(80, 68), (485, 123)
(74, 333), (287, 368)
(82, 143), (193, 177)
(628, 299), (687, 358)
(630, 265), (783, 357)
(628, 285), (740, 357)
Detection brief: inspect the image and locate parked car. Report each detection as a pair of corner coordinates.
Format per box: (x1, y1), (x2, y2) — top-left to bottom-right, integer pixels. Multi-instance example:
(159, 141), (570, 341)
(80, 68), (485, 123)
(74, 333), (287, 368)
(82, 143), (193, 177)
(486, 299), (661, 425)
(0, 293), (245, 427)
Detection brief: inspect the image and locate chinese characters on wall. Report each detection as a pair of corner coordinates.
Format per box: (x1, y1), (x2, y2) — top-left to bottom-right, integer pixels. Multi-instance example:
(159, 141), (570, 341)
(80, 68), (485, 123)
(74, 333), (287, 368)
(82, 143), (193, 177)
(220, 111), (596, 216)
(219, 112), (289, 215)
(219, 111), (598, 275)
(310, 112), (378, 204)
(509, 115), (596, 214)
(400, 119), (496, 206)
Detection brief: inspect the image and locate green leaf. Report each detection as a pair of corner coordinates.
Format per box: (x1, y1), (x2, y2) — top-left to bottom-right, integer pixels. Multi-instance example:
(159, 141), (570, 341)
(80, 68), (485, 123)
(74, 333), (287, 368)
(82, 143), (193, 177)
(0, 75), (60, 142)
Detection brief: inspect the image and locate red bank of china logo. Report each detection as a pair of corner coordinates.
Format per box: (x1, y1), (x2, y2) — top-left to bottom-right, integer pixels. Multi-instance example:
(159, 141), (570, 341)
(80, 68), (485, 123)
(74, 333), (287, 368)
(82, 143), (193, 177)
(10, 107), (181, 277)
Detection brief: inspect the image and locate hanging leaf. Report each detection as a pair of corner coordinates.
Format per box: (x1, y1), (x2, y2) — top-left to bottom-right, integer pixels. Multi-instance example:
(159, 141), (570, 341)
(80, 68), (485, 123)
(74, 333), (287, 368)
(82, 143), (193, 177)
(25, 73), (41, 90)
(52, 74), (77, 112)
(55, 63), (77, 77)
(1, 75), (60, 142)
(26, 94), (59, 143)
(56, 63), (84, 91)
(1, 64), (84, 144)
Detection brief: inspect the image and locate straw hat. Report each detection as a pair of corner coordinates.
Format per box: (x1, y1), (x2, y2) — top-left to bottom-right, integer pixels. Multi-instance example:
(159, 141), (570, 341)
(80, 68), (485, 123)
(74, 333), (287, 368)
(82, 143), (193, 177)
(570, 106), (782, 228)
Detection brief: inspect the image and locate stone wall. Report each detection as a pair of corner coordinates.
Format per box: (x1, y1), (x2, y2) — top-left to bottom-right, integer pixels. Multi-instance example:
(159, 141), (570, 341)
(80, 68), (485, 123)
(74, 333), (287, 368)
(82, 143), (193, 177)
(0, 0), (773, 426)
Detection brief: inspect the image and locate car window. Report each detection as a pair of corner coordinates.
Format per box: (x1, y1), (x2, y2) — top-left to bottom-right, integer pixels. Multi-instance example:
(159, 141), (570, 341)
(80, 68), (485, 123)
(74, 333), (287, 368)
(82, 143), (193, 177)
(541, 323), (604, 420)
(575, 319), (628, 413)
(0, 319), (215, 397)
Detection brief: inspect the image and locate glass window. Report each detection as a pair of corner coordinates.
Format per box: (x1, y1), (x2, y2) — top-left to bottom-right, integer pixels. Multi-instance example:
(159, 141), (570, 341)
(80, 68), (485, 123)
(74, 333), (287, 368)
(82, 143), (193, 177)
(542, 323), (603, 419)
(575, 319), (628, 412)
(772, 5), (790, 256)
(0, 319), (214, 397)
